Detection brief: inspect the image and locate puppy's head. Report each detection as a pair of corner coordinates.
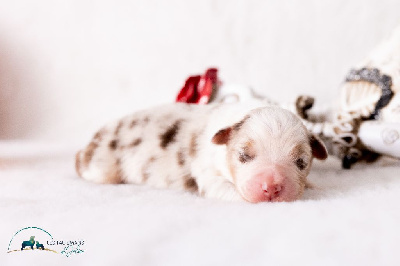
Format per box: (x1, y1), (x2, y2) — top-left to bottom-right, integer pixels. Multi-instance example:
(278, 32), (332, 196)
(212, 106), (327, 203)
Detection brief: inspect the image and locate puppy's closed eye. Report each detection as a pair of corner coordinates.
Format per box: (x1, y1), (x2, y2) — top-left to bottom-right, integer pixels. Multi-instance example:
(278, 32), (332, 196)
(237, 141), (256, 164)
(295, 158), (307, 170)
(238, 150), (255, 163)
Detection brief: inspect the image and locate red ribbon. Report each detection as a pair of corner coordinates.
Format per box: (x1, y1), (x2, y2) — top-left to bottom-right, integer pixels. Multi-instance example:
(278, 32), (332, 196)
(176, 68), (220, 104)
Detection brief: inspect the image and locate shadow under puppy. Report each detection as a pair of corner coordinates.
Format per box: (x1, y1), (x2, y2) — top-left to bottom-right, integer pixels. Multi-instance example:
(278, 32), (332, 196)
(76, 102), (327, 203)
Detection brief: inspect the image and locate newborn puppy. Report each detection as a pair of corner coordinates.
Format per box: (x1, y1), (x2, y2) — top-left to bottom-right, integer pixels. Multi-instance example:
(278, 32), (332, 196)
(76, 102), (327, 202)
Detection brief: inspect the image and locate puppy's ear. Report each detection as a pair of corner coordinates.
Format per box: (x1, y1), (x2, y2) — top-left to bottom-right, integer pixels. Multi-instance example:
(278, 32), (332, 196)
(309, 135), (328, 160)
(212, 127), (232, 145)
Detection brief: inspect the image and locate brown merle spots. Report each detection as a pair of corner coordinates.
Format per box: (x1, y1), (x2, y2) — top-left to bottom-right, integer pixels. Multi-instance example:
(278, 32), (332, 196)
(141, 157), (156, 182)
(143, 116), (150, 124)
(93, 132), (102, 140)
(109, 139), (119, 150)
(184, 175), (198, 192)
(233, 115), (250, 131)
(105, 158), (124, 184)
(129, 119), (138, 128)
(83, 141), (98, 165)
(160, 120), (182, 149)
(75, 151), (82, 177)
(129, 138), (142, 148)
(189, 133), (198, 157)
(177, 149), (185, 166)
(114, 121), (123, 135)
(93, 128), (106, 142)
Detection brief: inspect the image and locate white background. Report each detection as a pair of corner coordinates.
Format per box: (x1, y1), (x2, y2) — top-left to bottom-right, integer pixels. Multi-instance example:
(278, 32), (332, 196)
(1, 0), (400, 141)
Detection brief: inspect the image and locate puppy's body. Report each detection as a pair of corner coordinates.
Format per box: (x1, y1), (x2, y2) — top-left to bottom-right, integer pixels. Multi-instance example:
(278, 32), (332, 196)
(76, 101), (327, 202)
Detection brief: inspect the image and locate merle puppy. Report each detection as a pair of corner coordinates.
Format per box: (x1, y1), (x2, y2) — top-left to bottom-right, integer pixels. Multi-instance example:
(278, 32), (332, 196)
(76, 102), (327, 202)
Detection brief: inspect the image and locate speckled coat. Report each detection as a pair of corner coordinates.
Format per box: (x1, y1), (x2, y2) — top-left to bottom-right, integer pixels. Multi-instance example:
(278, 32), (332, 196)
(76, 101), (327, 202)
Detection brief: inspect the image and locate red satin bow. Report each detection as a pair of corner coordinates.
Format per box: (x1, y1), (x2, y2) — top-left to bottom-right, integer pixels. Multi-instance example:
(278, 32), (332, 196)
(176, 68), (220, 104)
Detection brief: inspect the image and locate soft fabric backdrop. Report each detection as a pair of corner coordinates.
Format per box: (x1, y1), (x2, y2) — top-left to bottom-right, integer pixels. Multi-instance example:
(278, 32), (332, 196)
(1, 0), (400, 141)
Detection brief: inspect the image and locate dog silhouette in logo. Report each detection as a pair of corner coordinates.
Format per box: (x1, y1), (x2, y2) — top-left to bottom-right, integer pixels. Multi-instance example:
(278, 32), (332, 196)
(21, 236), (35, 250)
(35, 241), (45, 250)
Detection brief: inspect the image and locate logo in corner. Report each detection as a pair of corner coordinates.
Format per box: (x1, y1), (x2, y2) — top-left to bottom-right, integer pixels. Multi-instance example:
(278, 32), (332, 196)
(7, 227), (85, 257)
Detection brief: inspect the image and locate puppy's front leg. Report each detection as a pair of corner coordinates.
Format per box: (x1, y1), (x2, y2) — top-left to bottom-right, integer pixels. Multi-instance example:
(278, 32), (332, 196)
(201, 179), (246, 202)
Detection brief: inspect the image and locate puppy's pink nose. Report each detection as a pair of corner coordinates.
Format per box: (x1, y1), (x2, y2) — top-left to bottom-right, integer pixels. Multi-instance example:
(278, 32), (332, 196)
(245, 171), (285, 202)
(261, 182), (282, 198)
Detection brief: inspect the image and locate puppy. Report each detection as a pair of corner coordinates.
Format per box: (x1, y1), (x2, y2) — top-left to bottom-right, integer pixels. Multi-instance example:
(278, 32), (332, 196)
(75, 102), (327, 202)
